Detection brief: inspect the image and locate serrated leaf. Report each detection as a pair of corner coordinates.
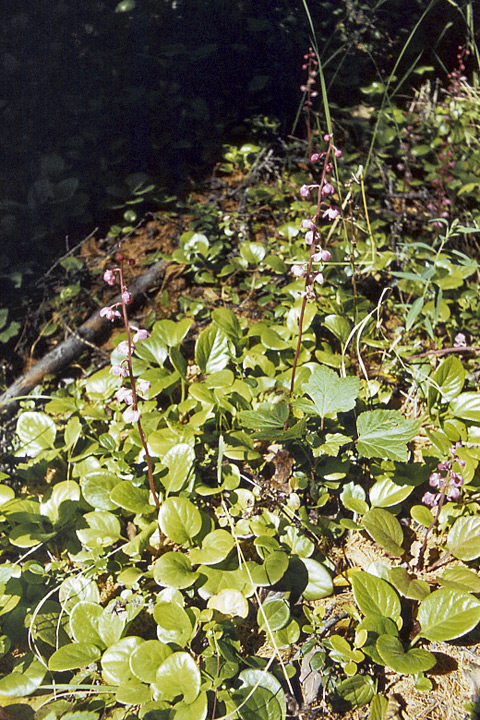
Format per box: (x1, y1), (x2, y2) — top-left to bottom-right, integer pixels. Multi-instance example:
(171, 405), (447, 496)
(447, 516), (480, 561)
(418, 588), (480, 641)
(376, 635), (435, 674)
(352, 571), (401, 620)
(362, 508), (404, 556)
(356, 410), (419, 461)
(303, 366), (361, 419)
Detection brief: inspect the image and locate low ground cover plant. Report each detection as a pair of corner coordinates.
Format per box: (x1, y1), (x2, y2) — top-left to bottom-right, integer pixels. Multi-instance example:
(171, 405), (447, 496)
(1, 32), (480, 720)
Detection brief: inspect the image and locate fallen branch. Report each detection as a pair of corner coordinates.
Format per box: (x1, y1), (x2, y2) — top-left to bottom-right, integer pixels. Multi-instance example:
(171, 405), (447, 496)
(0, 258), (168, 415)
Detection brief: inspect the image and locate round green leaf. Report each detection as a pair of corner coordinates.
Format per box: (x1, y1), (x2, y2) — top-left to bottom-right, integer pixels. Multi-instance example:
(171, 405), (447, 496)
(59, 576), (100, 613)
(0, 657), (45, 696)
(152, 652), (200, 704)
(250, 551), (289, 587)
(301, 558), (333, 601)
(376, 635), (435, 674)
(174, 691), (208, 720)
(81, 471), (118, 510)
(258, 599), (290, 632)
(418, 588), (480, 641)
(116, 679), (151, 705)
(161, 444), (195, 493)
(110, 481), (150, 514)
(0, 485), (15, 506)
(447, 516), (480, 561)
(195, 326), (230, 374)
(101, 636), (143, 684)
(49, 642), (101, 672)
(450, 392), (480, 422)
(130, 639), (172, 684)
(153, 601), (193, 646)
(69, 602), (104, 647)
(362, 508), (404, 557)
(207, 589), (249, 618)
(159, 497), (202, 544)
(333, 675), (374, 710)
(76, 510), (121, 548)
(153, 552), (198, 589)
(189, 529), (235, 565)
(351, 571), (401, 620)
(16, 412), (56, 457)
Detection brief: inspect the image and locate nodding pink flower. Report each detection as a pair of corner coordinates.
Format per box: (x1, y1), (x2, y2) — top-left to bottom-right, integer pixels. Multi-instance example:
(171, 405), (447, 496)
(116, 340), (131, 357)
(321, 183), (335, 197)
(300, 84), (307, 92)
(103, 269), (117, 286)
(310, 153), (320, 162)
(110, 363), (129, 378)
(322, 207), (340, 220)
(447, 486), (461, 501)
(122, 289), (133, 305)
(123, 407), (141, 423)
(300, 184), (311, 198)
(291, 264), (305, 278)
(100, 305), (121, 321)
(313, 272), (324, 285)
(437, 462), (449, 472)
(116, 387), (134, 405)
(429, 472), (443, 488)
(323, 133), (331, 142)
(422, 491), (439, 507)
(133, 329), (150, 343)
(315, 249), (331, 262)
(305, 231), (315, 245)
(454, 332), (467, 348)
(137, 379), (151, 395)
(301, 219), (315, 230)
(334, 147), (342, 159)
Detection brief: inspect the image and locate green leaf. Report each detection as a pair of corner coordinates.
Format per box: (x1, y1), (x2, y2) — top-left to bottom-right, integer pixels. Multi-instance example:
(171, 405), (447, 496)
(207, 590), (249, 618)
(447, 516), (480, 561)
(110, 481), (150, 514)
(449, 392), (480, 423)
(406, 297), (424, 331)
(0, 657), (45, 696)
(376, 635), (435, 675)
(250, 551), (289, 587)
(16, 412), (56, 457)
(189, 529), (234, 565)
(369, 694), (389, 720)
(153, 601), (194, 646)
(333, 675), (374, 710)
(239, 403), (289, 431)
(59, 576), (100, 613)
(238, 669), (286, 720)
(159, 497), (202, 545)
(129, 639), (172, 684)
(116, 679), (151, 706)
(76, 511), (121, 549)
(340, 482), (368, 514)
(357, 615), (399, 665)
(153, 552), (198, 589)
(174, 692), (208, 720)
(69, 602), (104, 647)
(101, 636), (143, 684)
(300, 558), (333, 601)
(152, 652), (200, 704)
(303, 365), (361, 419)
(351, 571), (401, 620)
(195, 326), (230, 374)
(212, 308), (242, 341)
(81, 471), (118, 510)
(418, 588), (480, 641)
(161, 444), (195, 494)
(387, 568), (430, 601)
(134, 331), (168, 366)
(356, 410), (419, 461)
(258, 599), (290, 632)
(362, 508), (404, 556)
(428, 356), (465, 408)
(49, 642), (101, 671)
(324, 314), (352, 344)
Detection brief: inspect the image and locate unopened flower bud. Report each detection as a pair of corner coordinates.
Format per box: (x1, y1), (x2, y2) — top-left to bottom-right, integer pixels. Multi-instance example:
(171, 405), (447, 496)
(310, 153), (320, 162)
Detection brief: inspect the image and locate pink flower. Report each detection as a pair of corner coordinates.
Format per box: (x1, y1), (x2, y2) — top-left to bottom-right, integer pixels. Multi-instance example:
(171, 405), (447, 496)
(429, 472), (443, 488)
(422, 491), (438, 507)
(122, 289), (132, 305)
(110, 364), (129, 378)
(103, 269), (117, 286)
(291, 265), (305, 278)
(116, 387), (134, 405)
(137, 379), (151, 395)
(100, 305), (121, 321)
(116, 340), (131, 357)
(133, 329), (150, 343)
(447, 486), (461, 501)
(321, 183), (334, 197)
(300, 184), (311, 199)
(310, 153), (320, 162)
(322, 207), (340, 220)
(313, 272), (324, 285)
(334, 147), (342, 159)
(323, 133), (331, 142)
(454, 332), (467, 348)
(305, 231), (315, 245)
(301, 219), (315, 231)
(317, 249), (331, 262)
(123, 407), (141, 423)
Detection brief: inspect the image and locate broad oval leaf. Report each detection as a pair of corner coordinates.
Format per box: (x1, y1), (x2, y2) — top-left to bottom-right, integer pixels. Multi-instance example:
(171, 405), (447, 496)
(16, 412), (56, 457)
(130, 639), (172, 684)
(238, 668), (286, 720)
(418, 588), (480, 641)
(161, 444), (195, 493)
(351, 571), (401, 620)
(301, 558), (333, 601)
(153, 652), (200, 704)
(159, 497), (202, 544)
(189, 529), (235, 565)
(207, 589), (249, 618)
(81, 471), (118, 510)
(376, 635), (435, 674)
(153, 551), (198, 589)
(76, 511), (121, 549)
(153, 601), (194, 646)
(110, 481), (150, 514)
(49, 642), (101, 671)
(101, 636), (143, 684)
(0, 657), (45, 697)
(69, 601), (104, 647)
(257, 599), (290, 632)
(195, 326), (230, 374)
(59, 576), (100, 613)
(447, 516), (480, 561)
(450, 392), (480, 423)
(362, 508), (404, 556)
